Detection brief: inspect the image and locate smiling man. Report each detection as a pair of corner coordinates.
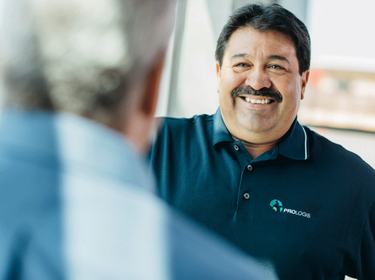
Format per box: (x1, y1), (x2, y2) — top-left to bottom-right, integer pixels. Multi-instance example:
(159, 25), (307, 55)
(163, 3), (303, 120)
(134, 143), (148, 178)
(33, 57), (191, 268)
(150, 3), (375, 280)
(217, 26), (309, 158)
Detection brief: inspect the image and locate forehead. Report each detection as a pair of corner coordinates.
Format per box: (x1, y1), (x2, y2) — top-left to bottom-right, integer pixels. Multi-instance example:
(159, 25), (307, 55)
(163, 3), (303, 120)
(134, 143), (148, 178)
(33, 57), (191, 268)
(223, 27), (297, 62)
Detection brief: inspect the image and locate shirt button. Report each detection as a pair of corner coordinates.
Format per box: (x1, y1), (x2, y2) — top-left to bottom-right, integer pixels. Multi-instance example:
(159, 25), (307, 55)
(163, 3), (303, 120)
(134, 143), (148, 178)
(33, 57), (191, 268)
(243, 192), (250, 200)
(247, 164), (253, 171)
(234, 144), (240, 151)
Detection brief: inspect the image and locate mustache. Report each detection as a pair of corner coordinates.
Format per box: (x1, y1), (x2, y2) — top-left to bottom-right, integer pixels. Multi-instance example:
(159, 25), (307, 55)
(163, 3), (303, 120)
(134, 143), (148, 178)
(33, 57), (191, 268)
(231, 85), (283, 103)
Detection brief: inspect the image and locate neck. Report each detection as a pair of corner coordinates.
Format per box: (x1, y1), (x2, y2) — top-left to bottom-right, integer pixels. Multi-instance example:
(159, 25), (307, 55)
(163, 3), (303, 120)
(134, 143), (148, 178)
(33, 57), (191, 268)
(231, 135), (279, 159)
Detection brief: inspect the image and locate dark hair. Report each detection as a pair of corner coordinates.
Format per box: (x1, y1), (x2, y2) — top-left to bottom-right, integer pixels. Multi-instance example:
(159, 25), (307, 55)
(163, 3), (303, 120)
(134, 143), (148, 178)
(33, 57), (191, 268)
(215, 3), (310, 75)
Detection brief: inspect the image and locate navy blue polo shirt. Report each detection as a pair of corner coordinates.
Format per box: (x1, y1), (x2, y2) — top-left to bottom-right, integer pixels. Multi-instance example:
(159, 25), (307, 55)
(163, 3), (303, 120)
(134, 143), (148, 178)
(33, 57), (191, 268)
(149, 108), (375, 280)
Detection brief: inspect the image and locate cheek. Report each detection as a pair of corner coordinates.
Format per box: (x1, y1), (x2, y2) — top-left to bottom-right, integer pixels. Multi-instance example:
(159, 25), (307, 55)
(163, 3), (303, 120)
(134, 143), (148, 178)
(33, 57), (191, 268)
(284, 87), (302, 115)
(218, 89), (233, 109)
(218, 78), (233, 101)
(219, 70), (244, 91)
(218, 83), (237, 111)
(280, 77), (303, 101)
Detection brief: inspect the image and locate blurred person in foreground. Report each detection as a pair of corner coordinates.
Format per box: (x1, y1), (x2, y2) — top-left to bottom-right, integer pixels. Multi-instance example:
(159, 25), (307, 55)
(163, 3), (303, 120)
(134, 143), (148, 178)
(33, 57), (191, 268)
(150, 3), (375, 280)
(0, 0), (278, 279)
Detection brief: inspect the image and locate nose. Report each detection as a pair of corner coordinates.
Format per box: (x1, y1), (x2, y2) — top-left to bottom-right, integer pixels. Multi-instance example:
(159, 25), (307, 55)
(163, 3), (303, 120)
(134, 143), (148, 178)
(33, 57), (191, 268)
(244, 67), (272, 90)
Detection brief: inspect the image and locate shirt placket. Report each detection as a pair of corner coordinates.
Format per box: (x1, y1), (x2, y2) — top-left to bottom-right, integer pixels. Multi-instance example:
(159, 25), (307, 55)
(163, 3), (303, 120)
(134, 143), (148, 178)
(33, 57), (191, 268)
(230, 141), (255, 218)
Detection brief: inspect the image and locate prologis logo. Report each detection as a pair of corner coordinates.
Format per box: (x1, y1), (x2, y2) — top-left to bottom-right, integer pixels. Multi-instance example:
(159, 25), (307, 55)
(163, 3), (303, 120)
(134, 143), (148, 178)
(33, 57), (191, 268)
(270, 199), (283, 212)
(270, 199), (311, 219)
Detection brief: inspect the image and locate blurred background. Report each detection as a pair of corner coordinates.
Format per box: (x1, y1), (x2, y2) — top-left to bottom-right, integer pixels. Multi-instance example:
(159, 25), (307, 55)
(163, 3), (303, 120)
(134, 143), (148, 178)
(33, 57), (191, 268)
(156, 0), (375, 173)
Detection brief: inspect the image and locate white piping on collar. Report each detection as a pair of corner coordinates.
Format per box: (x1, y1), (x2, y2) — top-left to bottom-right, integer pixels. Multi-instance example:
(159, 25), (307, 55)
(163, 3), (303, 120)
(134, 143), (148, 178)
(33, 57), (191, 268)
(301, 126), (308, 160)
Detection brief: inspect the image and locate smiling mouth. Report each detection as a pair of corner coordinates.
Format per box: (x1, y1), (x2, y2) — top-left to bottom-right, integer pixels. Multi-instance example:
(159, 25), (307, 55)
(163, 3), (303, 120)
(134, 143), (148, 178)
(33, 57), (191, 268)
(240, 96), (275, 104)
(232, 85), (283, 103)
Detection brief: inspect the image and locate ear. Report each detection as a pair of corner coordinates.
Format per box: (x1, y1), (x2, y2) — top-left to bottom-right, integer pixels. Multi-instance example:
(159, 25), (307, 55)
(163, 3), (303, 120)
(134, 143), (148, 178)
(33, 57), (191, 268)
(216, 62), (221, 93)
(300, 70), (310, 100)
(140, 52), (166, 117)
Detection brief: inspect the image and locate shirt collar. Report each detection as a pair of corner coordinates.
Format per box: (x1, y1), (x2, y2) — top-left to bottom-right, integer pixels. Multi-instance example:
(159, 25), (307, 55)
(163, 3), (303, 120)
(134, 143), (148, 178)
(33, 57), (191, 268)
(212, 107), (309, 160)
(278, 118), (310, 160)
(213, 108), (233, 147)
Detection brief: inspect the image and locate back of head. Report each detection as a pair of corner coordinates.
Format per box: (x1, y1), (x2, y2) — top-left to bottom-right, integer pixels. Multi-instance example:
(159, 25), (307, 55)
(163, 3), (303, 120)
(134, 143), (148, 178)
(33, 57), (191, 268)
(215, 3), (310, 75)
(0, 0), (175, 126)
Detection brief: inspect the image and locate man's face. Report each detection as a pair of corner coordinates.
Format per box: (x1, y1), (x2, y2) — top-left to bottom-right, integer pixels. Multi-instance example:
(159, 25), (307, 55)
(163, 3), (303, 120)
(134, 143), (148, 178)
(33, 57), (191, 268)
(216, 27), (309, 144)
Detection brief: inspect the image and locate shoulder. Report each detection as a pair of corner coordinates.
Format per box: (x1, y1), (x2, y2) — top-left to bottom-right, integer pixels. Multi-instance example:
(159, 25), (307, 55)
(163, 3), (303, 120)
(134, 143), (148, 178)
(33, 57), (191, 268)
(157, 114), (214, 132)
(154, 114), (214, 142)
(150, 114), (215, 159)
(305, 127), (370, 162)
(305, 126), (375, 186)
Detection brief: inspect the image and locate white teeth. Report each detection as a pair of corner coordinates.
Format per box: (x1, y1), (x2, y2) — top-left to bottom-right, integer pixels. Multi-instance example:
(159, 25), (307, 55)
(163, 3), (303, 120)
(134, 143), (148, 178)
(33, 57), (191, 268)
(244, 97), (271, 104)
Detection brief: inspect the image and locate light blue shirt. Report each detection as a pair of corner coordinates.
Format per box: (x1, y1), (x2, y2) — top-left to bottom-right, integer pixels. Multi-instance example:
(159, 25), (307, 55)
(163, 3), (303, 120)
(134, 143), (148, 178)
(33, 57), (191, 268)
(0, 110), (277, 279)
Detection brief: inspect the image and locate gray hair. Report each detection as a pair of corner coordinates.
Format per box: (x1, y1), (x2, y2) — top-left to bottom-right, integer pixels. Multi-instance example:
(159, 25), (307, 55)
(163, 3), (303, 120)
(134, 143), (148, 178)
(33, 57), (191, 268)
(0, 0), (175, 124)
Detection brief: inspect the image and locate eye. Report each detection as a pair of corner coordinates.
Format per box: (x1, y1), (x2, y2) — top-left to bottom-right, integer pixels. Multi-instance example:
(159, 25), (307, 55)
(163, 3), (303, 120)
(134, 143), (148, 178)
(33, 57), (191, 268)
(234, 63), (250, 67)
(268, 64), (285, 70)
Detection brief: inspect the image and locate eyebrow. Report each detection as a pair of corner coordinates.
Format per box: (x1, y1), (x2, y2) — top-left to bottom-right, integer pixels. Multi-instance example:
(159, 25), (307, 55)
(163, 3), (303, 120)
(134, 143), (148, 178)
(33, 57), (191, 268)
(268, 55), (290, 64)
(230, 53), (290, 64)
(231, 53), (248, 60)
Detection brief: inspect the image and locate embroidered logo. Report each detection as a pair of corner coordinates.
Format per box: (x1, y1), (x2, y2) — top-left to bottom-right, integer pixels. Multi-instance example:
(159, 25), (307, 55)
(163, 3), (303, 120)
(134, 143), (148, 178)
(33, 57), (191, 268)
(270, 199), (283, 212)
(270, 199), (311, 219)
